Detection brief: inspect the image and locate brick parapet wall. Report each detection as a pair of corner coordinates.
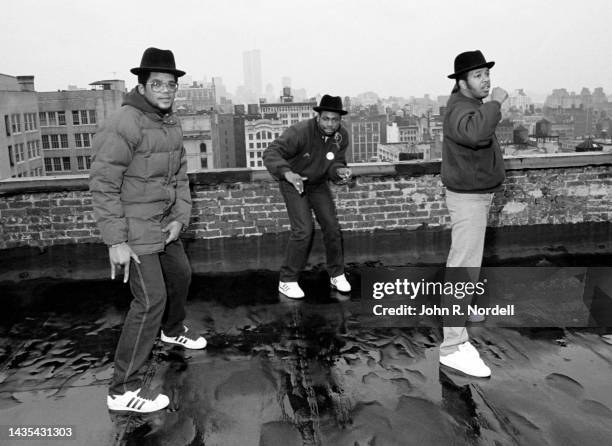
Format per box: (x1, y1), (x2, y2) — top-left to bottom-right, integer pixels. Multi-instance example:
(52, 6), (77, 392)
(0, 154), (610, 251)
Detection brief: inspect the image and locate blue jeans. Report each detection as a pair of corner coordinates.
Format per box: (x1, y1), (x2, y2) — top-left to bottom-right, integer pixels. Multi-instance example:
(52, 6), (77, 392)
(109, 239), (191, 395)
(441, 190), (493, 355)
(279, 180), (344, 282)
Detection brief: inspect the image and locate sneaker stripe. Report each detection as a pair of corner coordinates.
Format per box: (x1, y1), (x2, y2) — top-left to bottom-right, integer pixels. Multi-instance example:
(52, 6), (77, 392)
(128, 397), (136, 408)
(137, 399), (146, 411)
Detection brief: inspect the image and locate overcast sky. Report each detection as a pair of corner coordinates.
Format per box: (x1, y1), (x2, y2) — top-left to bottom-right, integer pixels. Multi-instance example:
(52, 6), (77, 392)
(2, 0), (610, 101)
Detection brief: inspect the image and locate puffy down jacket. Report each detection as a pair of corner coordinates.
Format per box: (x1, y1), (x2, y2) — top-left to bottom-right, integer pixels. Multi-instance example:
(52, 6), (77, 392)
(89, 88), (191, 255)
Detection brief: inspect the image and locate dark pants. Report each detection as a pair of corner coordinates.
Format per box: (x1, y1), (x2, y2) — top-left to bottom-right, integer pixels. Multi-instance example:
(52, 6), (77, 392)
(279, 180), (344, 282)
(109, 239), (191, 395)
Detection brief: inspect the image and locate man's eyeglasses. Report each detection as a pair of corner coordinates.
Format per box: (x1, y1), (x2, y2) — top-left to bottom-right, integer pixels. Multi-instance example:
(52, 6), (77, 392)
(148, 80), (179, 93)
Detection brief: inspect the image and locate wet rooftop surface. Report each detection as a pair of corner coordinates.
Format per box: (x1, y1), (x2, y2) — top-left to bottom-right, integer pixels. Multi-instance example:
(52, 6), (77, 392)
(1, 254), (611, 446)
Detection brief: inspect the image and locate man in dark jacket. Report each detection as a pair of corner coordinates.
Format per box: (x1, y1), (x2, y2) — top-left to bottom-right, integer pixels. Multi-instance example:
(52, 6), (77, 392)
(439, 50), (508, 377)
(263, 95), (352, 299)
(90, 48), (206, 413)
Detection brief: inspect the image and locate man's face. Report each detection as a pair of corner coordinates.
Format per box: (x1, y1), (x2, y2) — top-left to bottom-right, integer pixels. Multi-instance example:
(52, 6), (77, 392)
(317, 111), (342, 136)
(460, 67), (491, 100)
(138, 72), (177, 111)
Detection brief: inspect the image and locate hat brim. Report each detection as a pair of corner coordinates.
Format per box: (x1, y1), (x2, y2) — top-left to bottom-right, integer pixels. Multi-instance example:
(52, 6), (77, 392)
(447, 61), (495, 79)
(131, 66), (186, 77)
(313, 106), (348, 116)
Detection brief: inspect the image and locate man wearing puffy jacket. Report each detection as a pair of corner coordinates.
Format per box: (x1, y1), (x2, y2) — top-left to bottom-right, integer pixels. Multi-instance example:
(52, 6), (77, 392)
(439, 50), (508, 378)
(90, 47), (206, 413)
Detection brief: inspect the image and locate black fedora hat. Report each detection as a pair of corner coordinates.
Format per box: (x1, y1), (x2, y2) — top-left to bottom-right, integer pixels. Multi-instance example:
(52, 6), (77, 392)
(131, 47), (186, 77)
(448, 50), (495, 79)
(313, 95), (348, 115)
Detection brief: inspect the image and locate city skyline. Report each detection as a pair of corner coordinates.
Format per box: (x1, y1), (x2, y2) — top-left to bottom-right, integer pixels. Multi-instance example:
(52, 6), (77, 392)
(2, 0), (611, 100)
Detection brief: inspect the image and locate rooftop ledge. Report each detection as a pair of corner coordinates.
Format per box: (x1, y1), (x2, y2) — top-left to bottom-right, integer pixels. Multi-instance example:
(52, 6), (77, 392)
(0, 153), (610, 196)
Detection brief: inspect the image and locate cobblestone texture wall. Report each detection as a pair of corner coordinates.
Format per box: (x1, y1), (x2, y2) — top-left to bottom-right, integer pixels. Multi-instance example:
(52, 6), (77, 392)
(0, 164), (610, 250)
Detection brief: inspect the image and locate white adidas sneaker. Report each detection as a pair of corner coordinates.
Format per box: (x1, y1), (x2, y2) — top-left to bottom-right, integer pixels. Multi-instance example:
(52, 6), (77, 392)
(107, 388), (169, 413)
(440, 341), (491, 378)
(330, 274), (351, 293)
(279, 281), (305, 299)
(161, 325), (207, 349)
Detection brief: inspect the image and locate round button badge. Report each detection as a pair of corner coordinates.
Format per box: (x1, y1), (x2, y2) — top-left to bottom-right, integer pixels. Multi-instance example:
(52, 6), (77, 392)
(326, 152), (335, 160)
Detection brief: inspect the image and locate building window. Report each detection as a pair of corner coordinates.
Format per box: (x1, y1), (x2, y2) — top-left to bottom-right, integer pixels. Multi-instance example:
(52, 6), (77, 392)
(74, 133), (92, 148)
(39, 112), (47, 127)
(248, 134), (253, 140)
(62, 157), (71, 170)
(77, 155), (91, 170)
(199, 143), (207, 153)
(200, 158), (208, 169)
(72, 111), (80, 125)
(80, 110), (89, 125)
(58, 111), (66, 126)
(11, 114), (22, 133)
(42, 135), (50, 149)
(4, 115), (10, 136)
(249, 142), (254, 148)
(23, 113), (37, 131)
(257, 160), (262, 167)
(60, 134), (69, 148)
(47, 112), (57, 126)
(8, 145), (14, 167)
(15, 143), (25, 163)
(249, 152), (254, 158)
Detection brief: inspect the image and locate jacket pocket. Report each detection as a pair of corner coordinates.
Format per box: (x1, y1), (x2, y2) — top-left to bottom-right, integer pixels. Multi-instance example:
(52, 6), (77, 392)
(127, 217), (164, 246)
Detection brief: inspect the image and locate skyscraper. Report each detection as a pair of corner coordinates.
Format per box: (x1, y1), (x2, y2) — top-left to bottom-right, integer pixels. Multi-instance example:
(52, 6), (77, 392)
(243, 49), (263, 101)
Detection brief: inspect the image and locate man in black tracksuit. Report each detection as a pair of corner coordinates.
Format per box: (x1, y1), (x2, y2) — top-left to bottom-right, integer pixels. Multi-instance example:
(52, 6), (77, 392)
(263, 95), (352, 299)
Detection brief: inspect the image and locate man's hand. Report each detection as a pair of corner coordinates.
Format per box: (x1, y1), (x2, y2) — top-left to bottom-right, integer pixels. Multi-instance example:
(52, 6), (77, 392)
(284, 171), (308, 194)
(491, 87), (509, 105)
(336, 167), (352, 181)
(109, 242), (140, 283)
(163, 221), (183, 245)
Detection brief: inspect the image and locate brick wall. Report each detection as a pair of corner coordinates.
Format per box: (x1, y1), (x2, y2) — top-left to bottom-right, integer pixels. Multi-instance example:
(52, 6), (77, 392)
(0, 154), (610, 251)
